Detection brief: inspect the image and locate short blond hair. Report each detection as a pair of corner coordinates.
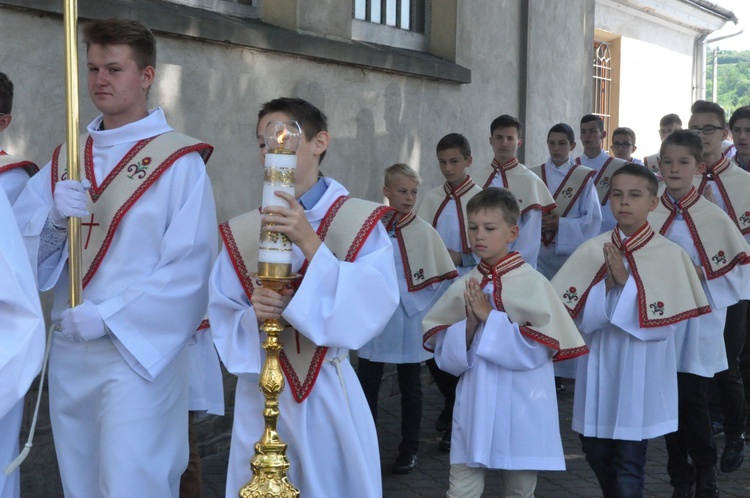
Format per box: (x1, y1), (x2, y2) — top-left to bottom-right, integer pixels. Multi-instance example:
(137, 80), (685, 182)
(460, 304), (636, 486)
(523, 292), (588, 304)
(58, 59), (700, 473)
(385, 163), (421, 187)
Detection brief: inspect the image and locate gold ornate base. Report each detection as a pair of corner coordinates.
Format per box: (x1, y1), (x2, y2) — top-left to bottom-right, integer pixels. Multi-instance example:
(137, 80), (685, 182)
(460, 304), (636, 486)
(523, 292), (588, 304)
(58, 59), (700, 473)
(239, 275), (301, 498)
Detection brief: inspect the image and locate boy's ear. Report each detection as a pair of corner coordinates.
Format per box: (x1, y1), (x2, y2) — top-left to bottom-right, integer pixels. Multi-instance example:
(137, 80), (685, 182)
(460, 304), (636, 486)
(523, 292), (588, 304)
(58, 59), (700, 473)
(632, 145), (637, 152)
(382, 185), (390, 198)
(569, 141), (577, 151)
(0, 113), (11, 133)
(517, 138), (523, 149)
(601, 130), (607, 140)
(466, 155), (473, 167)
(696, 161), (707, 175)
(648, 194), (659, 212)
(509, 224), (520, 244)
(312, 130), (330, 158)
(722, 128), (729, 141)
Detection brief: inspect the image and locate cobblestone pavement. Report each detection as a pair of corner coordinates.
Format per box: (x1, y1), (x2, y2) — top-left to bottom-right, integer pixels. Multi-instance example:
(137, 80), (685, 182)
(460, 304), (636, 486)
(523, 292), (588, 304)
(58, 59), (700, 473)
(203, 380), (750, 497)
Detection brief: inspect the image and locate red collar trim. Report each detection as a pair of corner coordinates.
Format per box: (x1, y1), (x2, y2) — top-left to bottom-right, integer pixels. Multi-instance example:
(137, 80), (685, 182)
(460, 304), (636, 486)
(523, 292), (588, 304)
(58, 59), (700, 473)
(705, 156), (730, 178)
(443, 176), (477, 198)
(395, 210), (416, 230)
(477, 252), (524, 281)
(491, 158), (519, 172)
(661, 187), (700, 213)
(612, 223), (654, 254)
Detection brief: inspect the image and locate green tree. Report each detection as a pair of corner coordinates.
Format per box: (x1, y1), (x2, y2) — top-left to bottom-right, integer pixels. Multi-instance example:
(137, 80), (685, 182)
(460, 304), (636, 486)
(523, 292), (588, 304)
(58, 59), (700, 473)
(706, 48), (750, 115)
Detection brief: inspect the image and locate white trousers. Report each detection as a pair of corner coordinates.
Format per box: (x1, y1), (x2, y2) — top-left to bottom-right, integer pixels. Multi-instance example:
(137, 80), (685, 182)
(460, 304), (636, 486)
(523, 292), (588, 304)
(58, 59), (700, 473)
(447, 464), (538, 498)
(49, 334), (189, 498)
(0, 400), (23, 498)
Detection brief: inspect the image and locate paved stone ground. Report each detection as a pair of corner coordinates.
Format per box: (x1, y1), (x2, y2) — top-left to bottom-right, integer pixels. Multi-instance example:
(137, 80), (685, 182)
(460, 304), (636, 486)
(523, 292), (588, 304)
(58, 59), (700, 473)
(203, 380), (750, 497)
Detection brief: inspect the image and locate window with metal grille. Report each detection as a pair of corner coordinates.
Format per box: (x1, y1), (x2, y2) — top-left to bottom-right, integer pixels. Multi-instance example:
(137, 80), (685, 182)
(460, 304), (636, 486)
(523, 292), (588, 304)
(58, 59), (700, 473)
(353, 0), (426, 33)
(593, 41), (613, 149)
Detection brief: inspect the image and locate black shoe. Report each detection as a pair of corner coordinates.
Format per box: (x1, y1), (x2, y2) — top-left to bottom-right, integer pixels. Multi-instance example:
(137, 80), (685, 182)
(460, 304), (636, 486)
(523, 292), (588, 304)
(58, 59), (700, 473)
(720, 435), (745, 473)
(670, 486), (692, 498)
(391, 452), (417, 474)
(439, 430), (451, 452)
(436, 407), (451, 432)
(694, 467), (719, 498)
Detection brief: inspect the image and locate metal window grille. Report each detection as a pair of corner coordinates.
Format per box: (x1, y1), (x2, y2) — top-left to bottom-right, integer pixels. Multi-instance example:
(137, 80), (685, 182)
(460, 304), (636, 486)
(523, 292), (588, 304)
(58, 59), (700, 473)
(593, 41), (613, 149)
(353, 0), (426, 33)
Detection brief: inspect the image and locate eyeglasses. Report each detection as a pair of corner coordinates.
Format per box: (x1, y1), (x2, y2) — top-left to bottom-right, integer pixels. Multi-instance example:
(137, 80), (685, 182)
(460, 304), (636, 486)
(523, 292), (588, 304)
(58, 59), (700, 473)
(611, 141), (633, 148)
(689, 125), (722, 136)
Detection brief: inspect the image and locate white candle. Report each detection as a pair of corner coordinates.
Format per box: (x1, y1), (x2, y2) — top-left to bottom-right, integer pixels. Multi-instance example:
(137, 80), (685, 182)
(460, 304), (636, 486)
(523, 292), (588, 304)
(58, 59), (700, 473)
(259, 152), (296, 268)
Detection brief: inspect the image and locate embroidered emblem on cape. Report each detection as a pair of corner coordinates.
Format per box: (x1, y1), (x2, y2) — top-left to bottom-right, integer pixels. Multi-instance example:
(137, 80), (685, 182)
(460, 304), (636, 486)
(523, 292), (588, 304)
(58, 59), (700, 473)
(413, 268), (425, 280)
(741, 211), (750, 227)
(598, 176), (610, 189)
(563, 286), (578, 304)
(51, 132), (213, 288)
(712, 251), (727, 266)
(649, 301), (665, 316)
(127, 156), (152, 179)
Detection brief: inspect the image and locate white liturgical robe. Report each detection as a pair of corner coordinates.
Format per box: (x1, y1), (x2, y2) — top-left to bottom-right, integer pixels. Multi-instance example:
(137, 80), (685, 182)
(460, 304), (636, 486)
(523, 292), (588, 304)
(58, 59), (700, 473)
(12, 108), (217, 498)
(209, 178), (399, 498)
(0, 188), (45, 498)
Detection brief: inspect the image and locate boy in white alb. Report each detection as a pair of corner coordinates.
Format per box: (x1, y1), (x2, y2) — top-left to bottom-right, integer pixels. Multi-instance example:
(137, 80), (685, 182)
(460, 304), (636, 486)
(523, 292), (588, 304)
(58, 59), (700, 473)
(553, 165), (710, 498)
(689, 100), (750, 473)
(649, 130), (750, 497)
(532, 123), (601, 280)
(416, 133), (482, 451)
(423, 187), (587, 498)
(0, 187), (45, 498)
(13, 19), (218, 497)
(209, 97), (399, 497)
(0, 71), (37, 204)
(643, 113), (682, 175)
(357, 163), (457, 474)
(576, 114), (628, 233)
(471, 115), (555, 267)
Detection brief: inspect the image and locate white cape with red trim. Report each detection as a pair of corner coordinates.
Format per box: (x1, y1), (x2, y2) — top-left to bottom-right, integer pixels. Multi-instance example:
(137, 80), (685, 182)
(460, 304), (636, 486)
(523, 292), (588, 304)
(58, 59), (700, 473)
(649, 189), (750, 280)
(0, 151), (38, 176)
(415, 177), (482, 255)
(423, 253), (588, 361)
(530, 163), (596, 246)
(473, 159), (556, 214)
(552, 226), (710, 328)
(393, 212), (458, 292)
(694, 157), (750, 236)
(219, 195), (394, 402)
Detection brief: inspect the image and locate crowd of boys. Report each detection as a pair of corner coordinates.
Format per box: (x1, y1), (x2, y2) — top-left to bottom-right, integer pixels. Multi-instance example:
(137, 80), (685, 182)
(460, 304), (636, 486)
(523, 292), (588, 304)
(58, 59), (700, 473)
(3, 16), (750, 498)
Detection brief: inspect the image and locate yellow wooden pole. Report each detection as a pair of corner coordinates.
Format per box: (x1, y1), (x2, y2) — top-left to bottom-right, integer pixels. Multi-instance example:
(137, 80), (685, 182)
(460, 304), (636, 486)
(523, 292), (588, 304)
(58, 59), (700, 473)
(63, 0), (82, 307)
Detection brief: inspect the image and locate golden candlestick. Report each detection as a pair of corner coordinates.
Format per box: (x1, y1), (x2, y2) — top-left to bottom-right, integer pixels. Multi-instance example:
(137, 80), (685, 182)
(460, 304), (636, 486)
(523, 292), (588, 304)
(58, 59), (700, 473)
(239, 120), (302, 497)
(239, 274), (300, 498)
(63, 0), (82, 307)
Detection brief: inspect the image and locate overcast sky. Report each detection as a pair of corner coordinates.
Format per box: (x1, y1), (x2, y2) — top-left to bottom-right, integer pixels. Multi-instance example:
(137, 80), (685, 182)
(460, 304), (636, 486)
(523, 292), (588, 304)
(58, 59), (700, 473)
(708, 0), (750, 51)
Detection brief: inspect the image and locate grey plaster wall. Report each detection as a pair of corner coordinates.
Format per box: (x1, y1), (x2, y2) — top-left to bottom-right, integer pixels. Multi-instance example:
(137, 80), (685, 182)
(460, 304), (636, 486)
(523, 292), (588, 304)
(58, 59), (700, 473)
(0, 1), (574, 224)
(524, 0), (596, 167)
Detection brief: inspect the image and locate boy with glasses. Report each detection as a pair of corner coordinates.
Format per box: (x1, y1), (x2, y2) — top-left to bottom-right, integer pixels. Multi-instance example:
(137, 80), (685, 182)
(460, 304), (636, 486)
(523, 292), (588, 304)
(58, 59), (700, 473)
(689, 99), (750, 477)
(610, 127), (643, 166)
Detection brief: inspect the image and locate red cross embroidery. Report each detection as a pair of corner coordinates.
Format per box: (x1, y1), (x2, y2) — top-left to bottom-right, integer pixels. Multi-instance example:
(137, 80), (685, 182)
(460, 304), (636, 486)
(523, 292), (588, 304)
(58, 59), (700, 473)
(81, 214), (100, 250)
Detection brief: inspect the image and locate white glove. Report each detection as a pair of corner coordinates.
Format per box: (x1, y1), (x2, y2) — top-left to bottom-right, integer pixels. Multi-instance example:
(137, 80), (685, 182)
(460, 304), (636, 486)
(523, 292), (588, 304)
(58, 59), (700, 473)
(60, 300), (107, 342)
(50, 179), (91, 228)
